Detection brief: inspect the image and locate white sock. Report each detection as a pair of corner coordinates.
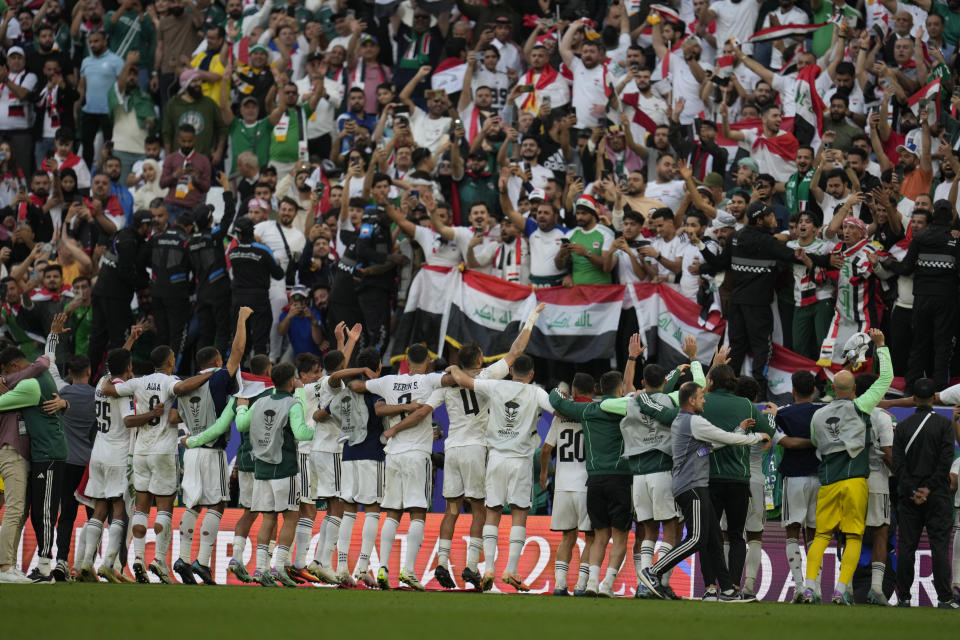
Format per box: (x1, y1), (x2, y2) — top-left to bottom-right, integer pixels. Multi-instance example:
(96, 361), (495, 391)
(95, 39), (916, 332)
(178, 509), (199, 563)
(438, 538), (452, 567)
(588, 564), (600, 585)
(505, 525), (525, 575)
(836, 581), (848, 595)
(804, 577), (817, 590)
(723, 541), (730, 564)
(197, 510), (222, 566)
(232, 535), (247, 563)
(744, 540), (762, 592)
(256, 543), (269, 572)
(482, 525), (498, 574)
(600, 566), (618, 590)
(318, 516), (340, 567)
(38, 557), (51, 575)
(82, 518), (104, 567)
(871, 562), (885, 593)
(294, 517), (314, 569)
(554, 560), (569, 590)
(575, 563), (589, 590)
(786, 538), (804, 589)
(74, 520), (89, 571)
(337, 512), (357, 572)
(268, 540), (276, 557)
(466, 537), (482, 571)
(633, 552), (643, 578)
(132, 510), (148, 562)
(155, 511), (173, 566)
(378, 517), (399, 573)
(357, 511), (380, 573)
(272, 544), (289, 570)
(103, 519), (125, 569)
(404, 519), (425, 573)
(657, 542), (674, 586)
(640, 540), (655, 571)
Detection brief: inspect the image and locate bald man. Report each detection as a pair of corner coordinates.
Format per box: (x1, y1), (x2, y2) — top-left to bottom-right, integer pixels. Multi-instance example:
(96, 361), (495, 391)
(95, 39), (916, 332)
(800, 328), (893, 606)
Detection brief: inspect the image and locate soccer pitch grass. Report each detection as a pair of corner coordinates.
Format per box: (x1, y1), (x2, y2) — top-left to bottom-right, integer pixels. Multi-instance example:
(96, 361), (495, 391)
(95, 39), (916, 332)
(2, 585), (956, 640)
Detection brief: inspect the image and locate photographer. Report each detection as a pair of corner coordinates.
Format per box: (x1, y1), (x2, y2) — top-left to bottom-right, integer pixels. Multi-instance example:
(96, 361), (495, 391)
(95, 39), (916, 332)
(277, 285), (324, 358)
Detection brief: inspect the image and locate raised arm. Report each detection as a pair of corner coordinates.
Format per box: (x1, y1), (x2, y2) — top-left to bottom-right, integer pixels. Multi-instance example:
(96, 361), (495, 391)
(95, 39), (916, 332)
(398, 65), (432, 111)
(854, 329), (893, 415)
(558, 19), (580, 68)
(172, 370), (215, 395)
(225, 307), (253, 377)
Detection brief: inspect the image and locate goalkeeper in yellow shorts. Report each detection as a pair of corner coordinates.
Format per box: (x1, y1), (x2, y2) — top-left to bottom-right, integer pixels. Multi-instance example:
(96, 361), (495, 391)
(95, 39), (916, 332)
(802, 328), (892, 605)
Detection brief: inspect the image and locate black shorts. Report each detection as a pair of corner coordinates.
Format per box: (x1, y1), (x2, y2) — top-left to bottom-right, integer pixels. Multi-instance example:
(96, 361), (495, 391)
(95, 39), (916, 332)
(586, 474), (633, 532)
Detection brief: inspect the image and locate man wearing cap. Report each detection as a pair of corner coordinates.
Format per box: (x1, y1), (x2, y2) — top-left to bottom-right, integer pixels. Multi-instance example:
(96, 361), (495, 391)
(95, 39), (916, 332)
(155, 0), (203, 110)
(220, 61), (286, 175)
(160, 123), (213, 222)
(256, 196), (307, 360)
(107, 52), (157, 179)
(228, 215), (285, 358)
(148, 206), (195, 352)
(278, 285), (324, 357)
(898, 113), (934, 202)
(231, 43), (276, 117)
(346, 30), (391, 116)
(162, 69), (227, 160)
(78, 31), (124, 169)
(556, 195), (615, 285)
(269, 79), (324, 184)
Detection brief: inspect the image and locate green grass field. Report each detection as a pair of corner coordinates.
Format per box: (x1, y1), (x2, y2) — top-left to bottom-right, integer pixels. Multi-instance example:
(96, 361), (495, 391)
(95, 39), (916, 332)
(2, 584), (956, 639)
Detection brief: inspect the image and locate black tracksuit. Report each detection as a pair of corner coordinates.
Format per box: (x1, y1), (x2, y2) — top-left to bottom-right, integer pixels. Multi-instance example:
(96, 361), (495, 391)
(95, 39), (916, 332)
(888, 224), (960, 390)
(187, 193), (237, 354)
(892, 406), (955, 604)
(149, 227), (192, 352)
(227, 239), (284, 357)
(87, 227), (149, 373)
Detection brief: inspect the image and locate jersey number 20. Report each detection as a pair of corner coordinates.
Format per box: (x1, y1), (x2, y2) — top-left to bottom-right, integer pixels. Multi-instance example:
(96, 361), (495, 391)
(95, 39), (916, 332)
(558, 429), (584, 463)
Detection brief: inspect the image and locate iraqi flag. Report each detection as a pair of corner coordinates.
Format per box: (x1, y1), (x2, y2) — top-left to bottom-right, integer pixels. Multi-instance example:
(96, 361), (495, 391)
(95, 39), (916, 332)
(715, 55), (734, 79)
(649, 4), (681, 23)
(237, 372), (274, 399)
(744, 343), (820, 404)
(432, 58), (468, 95)
(528, 285), (624, 363)
(908, 78), (942, 123)
(793, 65), (825, 148)
(394, 265), (460, 358)
(633, 283), (723, 370)
(620, 91), (659, 136)
(445, 269), (537, 358)
(715, 117), (797, 167)
(746, 23), (827, 43)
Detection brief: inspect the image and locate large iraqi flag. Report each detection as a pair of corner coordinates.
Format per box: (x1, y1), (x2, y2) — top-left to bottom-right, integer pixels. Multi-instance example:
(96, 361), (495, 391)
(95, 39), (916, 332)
(527, 285), (624, 362)
(633, 283), (723, 369)
(393, 265), (460, 357)
(744, 343), (821, 403)
(445, 270), (537, 358)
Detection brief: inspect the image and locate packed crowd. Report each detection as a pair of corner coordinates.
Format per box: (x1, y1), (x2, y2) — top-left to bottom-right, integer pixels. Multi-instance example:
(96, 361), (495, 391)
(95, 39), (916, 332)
(0, 0), (958, 611)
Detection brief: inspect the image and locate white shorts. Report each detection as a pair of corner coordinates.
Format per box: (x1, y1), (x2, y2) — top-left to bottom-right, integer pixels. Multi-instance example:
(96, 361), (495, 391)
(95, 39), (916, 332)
(340, 459), (384, 505)
(310, 451), (342, 499)
(632, 471), (680, 522)
(86, 460), (127, 500)
(781, 475), (820, 528)
(745, 477), (766, 532)
(238, 470), (254, 509)
(866, 492), (891, 527)
(298, 453), (315, 504)
(251, 475), (302, 513)
(181, 448), (229, 509)
(132, 453), (178, 496)
(381, 451), (432, 511)
(443, 445), (486, 500)
(485, 454), (532, 510)
(551, 490), (590, 531)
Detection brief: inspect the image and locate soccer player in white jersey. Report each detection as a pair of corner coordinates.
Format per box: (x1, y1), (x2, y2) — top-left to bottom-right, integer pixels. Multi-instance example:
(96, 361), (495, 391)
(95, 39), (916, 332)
(349, 343), (452, 590)
(540, 373), (594, 596)
(78, 348), (137, 583)
(103, 345), (215, 584)
(423, 303), (544, 590)
(172, 309), (251, 585)
(449, 354), (552, 592)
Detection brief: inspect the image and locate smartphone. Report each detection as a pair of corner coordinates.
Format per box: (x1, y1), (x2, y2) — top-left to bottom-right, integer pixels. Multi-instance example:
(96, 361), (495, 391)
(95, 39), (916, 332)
(541, 95), (551, 108)
(516, 84), (535, 93)
(346, 8), (355, 19)
(410, 189), (420, 199)
(566, 162), (578, 174)
(560, 237), (570, 244)
(454, 119), (462, 128)
(629, 63), (641, 72)
(919, 98), (929, 112)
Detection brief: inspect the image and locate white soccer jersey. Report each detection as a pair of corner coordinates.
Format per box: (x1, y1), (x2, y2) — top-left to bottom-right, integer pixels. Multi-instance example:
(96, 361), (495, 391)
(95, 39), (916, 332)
(114, 372), (179, 455)
(90, 376), (136, 466)
(868, 408), (895, 494)
(473, 379), (550, 458)
(366, 372), (444, 455)
(544, 411), (587, 491)
(308, 376), (344, 453)
(429, 359), (510, 449)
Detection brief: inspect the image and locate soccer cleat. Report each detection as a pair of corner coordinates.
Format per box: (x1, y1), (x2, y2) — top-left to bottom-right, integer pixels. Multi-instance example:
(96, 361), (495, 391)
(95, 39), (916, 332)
(192, 561), (217, 585)
(661, 585), (681, 600)
(801, 588), (822, 604)
(582, 579), (599, 598)
(553, 587), (570, 596)
(938, 600), (960, 609)
(27, 568), (54, 583)
(399, 568), (425, 591)
(337, 570), (356, 588)
(573, 589), (588, 597)
(306, 561), (341, 585)
(481, 572), (495, 592)
(116, 570), (137, 584)
(0, 567), (33, 584)
(253, 569), (278, 587)
(791, 589), (806, 604)
(598, 584), (615, 598)
(896, 599), (911, 608)
(173, 558), (197, 585)
(377, 567), (391, 590)
(227, 559), (254, 583)
(638, 568), (664, 599)
(69, 567), (81, 582)
(355, 570), (377, 588)
(434, 564), (456, 589)
(132, 560), (150, 584)
(97, 566), (122, 584)
(502, 573), (530, 592)
(831, 590), (854, 606)
(284, 566), (305, 584)
(272, 567), (299, 588)
(702, 587), (719, 602)
(79, 564), (98, 583)
(461, 567), (483, 591)
(290, 567), (320, 584)
(866, 589), (889, 606)
(741, 586), (756, 599)
(51, 560), (69, 582)
(634, 583), (654, 599)
(149, 560), (174, 584)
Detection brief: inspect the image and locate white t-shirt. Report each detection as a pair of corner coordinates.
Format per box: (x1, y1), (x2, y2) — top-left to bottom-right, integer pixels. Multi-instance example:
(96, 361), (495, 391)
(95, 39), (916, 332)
(298, 75), (344, 138)
(644, 179), (686, 213)
(762, 6), (809, 69)
(90, 376), (137, 466)
(306, 377), (342, 454)
(568, 57), (614, 130)
(254, 220), (306, 271)
(410, 107), (452, 154)
(818, 72), (867, 117)
(818, 190), (862, 221)
(365, 372), (444, 455)
(867, 408), (894, 495)
(652, 233), (686, 283)
(770, 73), (798, 118)
(115, 372), (179, 455)
(507, 164), (554, 209)
(0, 70), (37, 129)
(427, 359), (510, 449)
(527, 224), (567, 281)
(413, 224), (473, 267)
(712, 0), (761, 52)
(544, 411), (588, 492)
(664, 51), (711, 125)
(473, 379), (550, 458)
(614, 246), (645, 286)
(678, 242), (704, 300)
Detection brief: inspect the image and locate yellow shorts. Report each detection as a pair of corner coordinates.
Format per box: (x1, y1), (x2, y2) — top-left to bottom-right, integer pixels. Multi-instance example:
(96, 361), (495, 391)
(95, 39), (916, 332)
(814, 477), (867, 535)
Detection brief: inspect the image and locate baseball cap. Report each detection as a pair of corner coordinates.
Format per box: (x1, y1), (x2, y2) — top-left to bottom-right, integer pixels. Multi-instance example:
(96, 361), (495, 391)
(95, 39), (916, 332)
(234, 216), (255, 235)
(133, 209), (153, 226)
(249, 43), (269, 55)
(745, 201), (773, 223)
(493, 16), (511, 24)
(711, 212), (738, 229)
(737, 157), (760, 174)
(360, 33), (378, 45)
(703, 172), (724, 188)
(306, 51), (324, 63)
(289, 285), (309, 299)
(528, 188), (546, 202)
(240, 95), (259, 107)
(896, 139), (920, 157)
(7, 46), (24, 57)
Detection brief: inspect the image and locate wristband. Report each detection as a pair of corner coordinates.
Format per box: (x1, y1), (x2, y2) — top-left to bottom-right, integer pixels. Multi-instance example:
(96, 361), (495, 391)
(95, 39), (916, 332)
(627, 356), (637, 361)
(523, 309), (541, 332)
